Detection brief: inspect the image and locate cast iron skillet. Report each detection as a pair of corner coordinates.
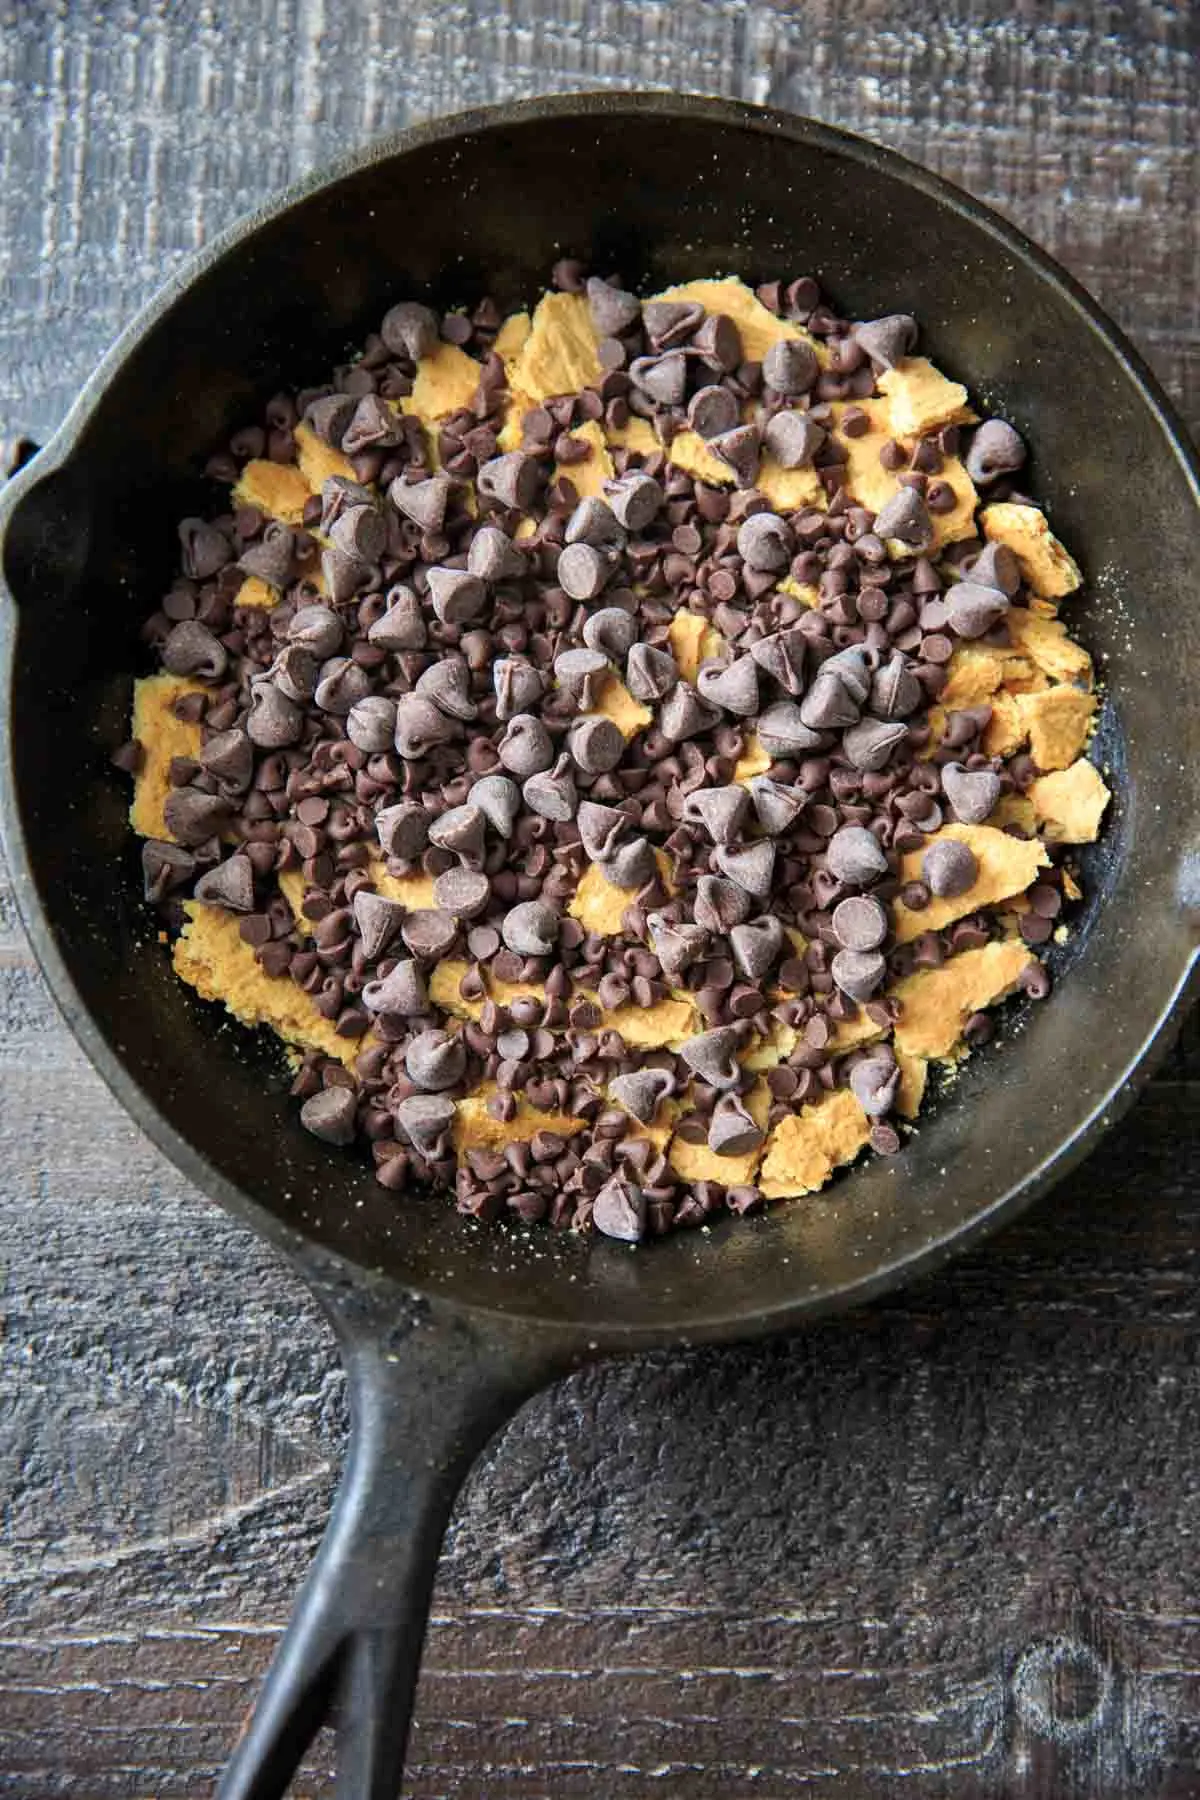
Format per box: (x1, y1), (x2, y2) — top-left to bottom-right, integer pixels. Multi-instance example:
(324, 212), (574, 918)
(2, 92), (1199, 1798)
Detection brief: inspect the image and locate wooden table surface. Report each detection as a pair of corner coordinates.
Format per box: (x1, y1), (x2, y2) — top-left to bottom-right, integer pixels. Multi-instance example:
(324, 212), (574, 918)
(2, 4), (1198, 1796)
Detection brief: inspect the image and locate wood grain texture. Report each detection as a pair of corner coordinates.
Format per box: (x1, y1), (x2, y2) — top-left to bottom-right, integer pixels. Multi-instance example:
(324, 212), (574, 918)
(0, 3), (1197, 1795)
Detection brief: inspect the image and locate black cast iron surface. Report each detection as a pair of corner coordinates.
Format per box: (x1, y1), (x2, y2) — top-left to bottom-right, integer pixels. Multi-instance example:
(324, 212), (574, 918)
(2, 38), (1200, 1800)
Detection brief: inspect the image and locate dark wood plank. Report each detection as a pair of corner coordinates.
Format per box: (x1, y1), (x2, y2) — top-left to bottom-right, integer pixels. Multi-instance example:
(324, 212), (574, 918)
(0, 2), (1197, 1796)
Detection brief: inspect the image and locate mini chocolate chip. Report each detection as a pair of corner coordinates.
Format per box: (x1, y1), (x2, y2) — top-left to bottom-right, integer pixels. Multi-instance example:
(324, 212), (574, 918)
(394, 694), (458, 758)
(763, 410), (826, 468)
(737, 511), (794, 572)
(376, 801), (429, 859)
(967, 541), (1022, 596)
(605, 471), (665, 531)
(433, 867), (492, 918)
(394, 1093), (456, 1155)
(730, 916), (784, 980)
(300, 1087), (358, 1145)
(502, 900), (560, 956)
(693, 875), (752, 932)
(390, 472), (453, 532)
(477, 451), (541, 511)
(850, 1055), (900, 1117)
(353, 890), (407, 961)
(346, 695), (398, 753)
(582, 607), (638, 660)
(714, 840), (775, 898)
(871, 1123), (902, 1155)
(246, 681), (304, 748)
(626, 642), (678, 702)
(162, 619), (228, 681)
(873, 486), (933, 552)
(380, 300), (439, 360)
(762, 337), (819, 395)
(415, 657), (478, 720)
(941, 762), (1002, 825)
(832, 894), (888, 951)
(288, 603), (344, 658)
(945, 580), (1010, 639)
(965, 419), (1027, 484)
(471, 774), (521, 838)
(687, 385), (740, 439)
(697, 657), (760, 717)
(194, 852), (255, 912)
(831, 947), (887, 1001)
(426, 565), (487, 625)
(923, 838), (979, 897)
(429, 804), (487, 863)
(314, 656), (371, 715)
(401, 909), (459, 958)
(467, 523), (524, 582)
(679, 1026), (742, 1090)
(592, 1173), (647, 1242)
(587, 276), (641, 335)
(842, 718), (908, 771)
(566, 714), (625, 774)
(710, 424), (761, 487)
(748, 775), (806, 834)
(660, 683), (721, 743)
(523, 754), (578, 822)
(853, 314), (917, 370)
(406, 1029), (467, 1092)
(826, 824), (889, 886)
(493, 658), (545, 721)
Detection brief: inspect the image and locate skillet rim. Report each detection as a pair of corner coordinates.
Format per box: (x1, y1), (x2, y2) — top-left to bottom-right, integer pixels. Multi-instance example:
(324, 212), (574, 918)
(1, 90), (1198, 1353)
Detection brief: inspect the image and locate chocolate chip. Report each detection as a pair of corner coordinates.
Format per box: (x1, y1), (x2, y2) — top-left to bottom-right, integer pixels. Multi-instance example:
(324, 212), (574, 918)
(870, 653), (923, 719)
(502, 900), (560, 956)
(566, 497), (625, 550)
(626, 643), (678, 702)
(710, 424), (761, 487)
(423, 566), (485, 626)
(748, 775), (805, 834)
(429, 804), (487, 863)
(523, 755), (578, 822)
(271, 644), (320, 703)
(730, 916), (784, 980)
(394, 694), (459, 758)
(433, 867), (492, 918)
(194, 852), (255, 912)
(587, 276), (641, 335)
(289, 603), (344, 658)
(314, 656), (371, 715)
(643, 299), (704, 348)
(683, 784), (751, 845)
(394, 1093), (456, 1155)
(679, 1026), (743, 1090)
(842, 718), (908, 771)
(630, 351), (688, 407)
(329, 503), (386, 565)
(406, 1029), (467, 1091)
(763, 410), (826, 468)
(162, 619), (228, 681)
(592, 1173), (647, 1242)
(246, 681), (304, 749)
(610, 1068), (674, 1124)
(923, 838), (979, 897)
(600, 836), (656, 888)
(199, 726), (253, 790)
(967, 541), (1021, 596)
(300, 1086), (358, 1145)
(707, 1093), (765, 1156)
(686, 385), (740, 439)
(965, 419), (1027, 484)
(605, 471), (665, 531)
(873, 486), (933, 552)
(376, 801), (429, 859)
(477, 451), (541, 511)
(142, 839), (195, 902)
(401, 909), (458, 958)
(648, 913), (709, 982)
(416, 658), (478, 721)
(380, 300), (439, 360)
(347, 695), (398, 753)
(749, 629), (807, 696)
(737, 511), (793, 573)
(831, 947), (887, 1001)
(853, 314), (918, 370)
(945, 580), (1010, 639)
(471, 774), (521, 838)
(353, 889), (407, 961)
(343, 394), (404, 456)
(941, 762), (1002, 825)
(305, 394), (356, 447)
(751, 701), (822, 758)
(467, 523), (524, 582)
(582, 607), (638, 660)
(566, 714), (625, 773)
(850, 1055), (900, 1117)
(697, 657), (760, 718)
(660, 682), (721, 743)
(832, 894), (888, 951)
(693, 875), (752, 932)
(713, 840), (775, 898)
(556, 542), (611, 602)
(762, 337), (819, 395)
(238, 521), (296, 588)
(826, 824), (889, 886)
(179, 517), (232, 580)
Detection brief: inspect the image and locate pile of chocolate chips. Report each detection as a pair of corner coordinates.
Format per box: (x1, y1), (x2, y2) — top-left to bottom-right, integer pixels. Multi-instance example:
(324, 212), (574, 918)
(131, 262), (1059, 1242)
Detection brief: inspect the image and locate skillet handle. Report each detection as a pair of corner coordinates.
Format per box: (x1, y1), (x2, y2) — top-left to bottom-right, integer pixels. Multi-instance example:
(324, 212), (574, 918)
(217, 1284), (567, 1800)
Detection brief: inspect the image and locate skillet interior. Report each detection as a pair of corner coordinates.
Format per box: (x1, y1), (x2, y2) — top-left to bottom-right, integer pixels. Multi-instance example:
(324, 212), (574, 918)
(3, 96), (1197, 1343)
